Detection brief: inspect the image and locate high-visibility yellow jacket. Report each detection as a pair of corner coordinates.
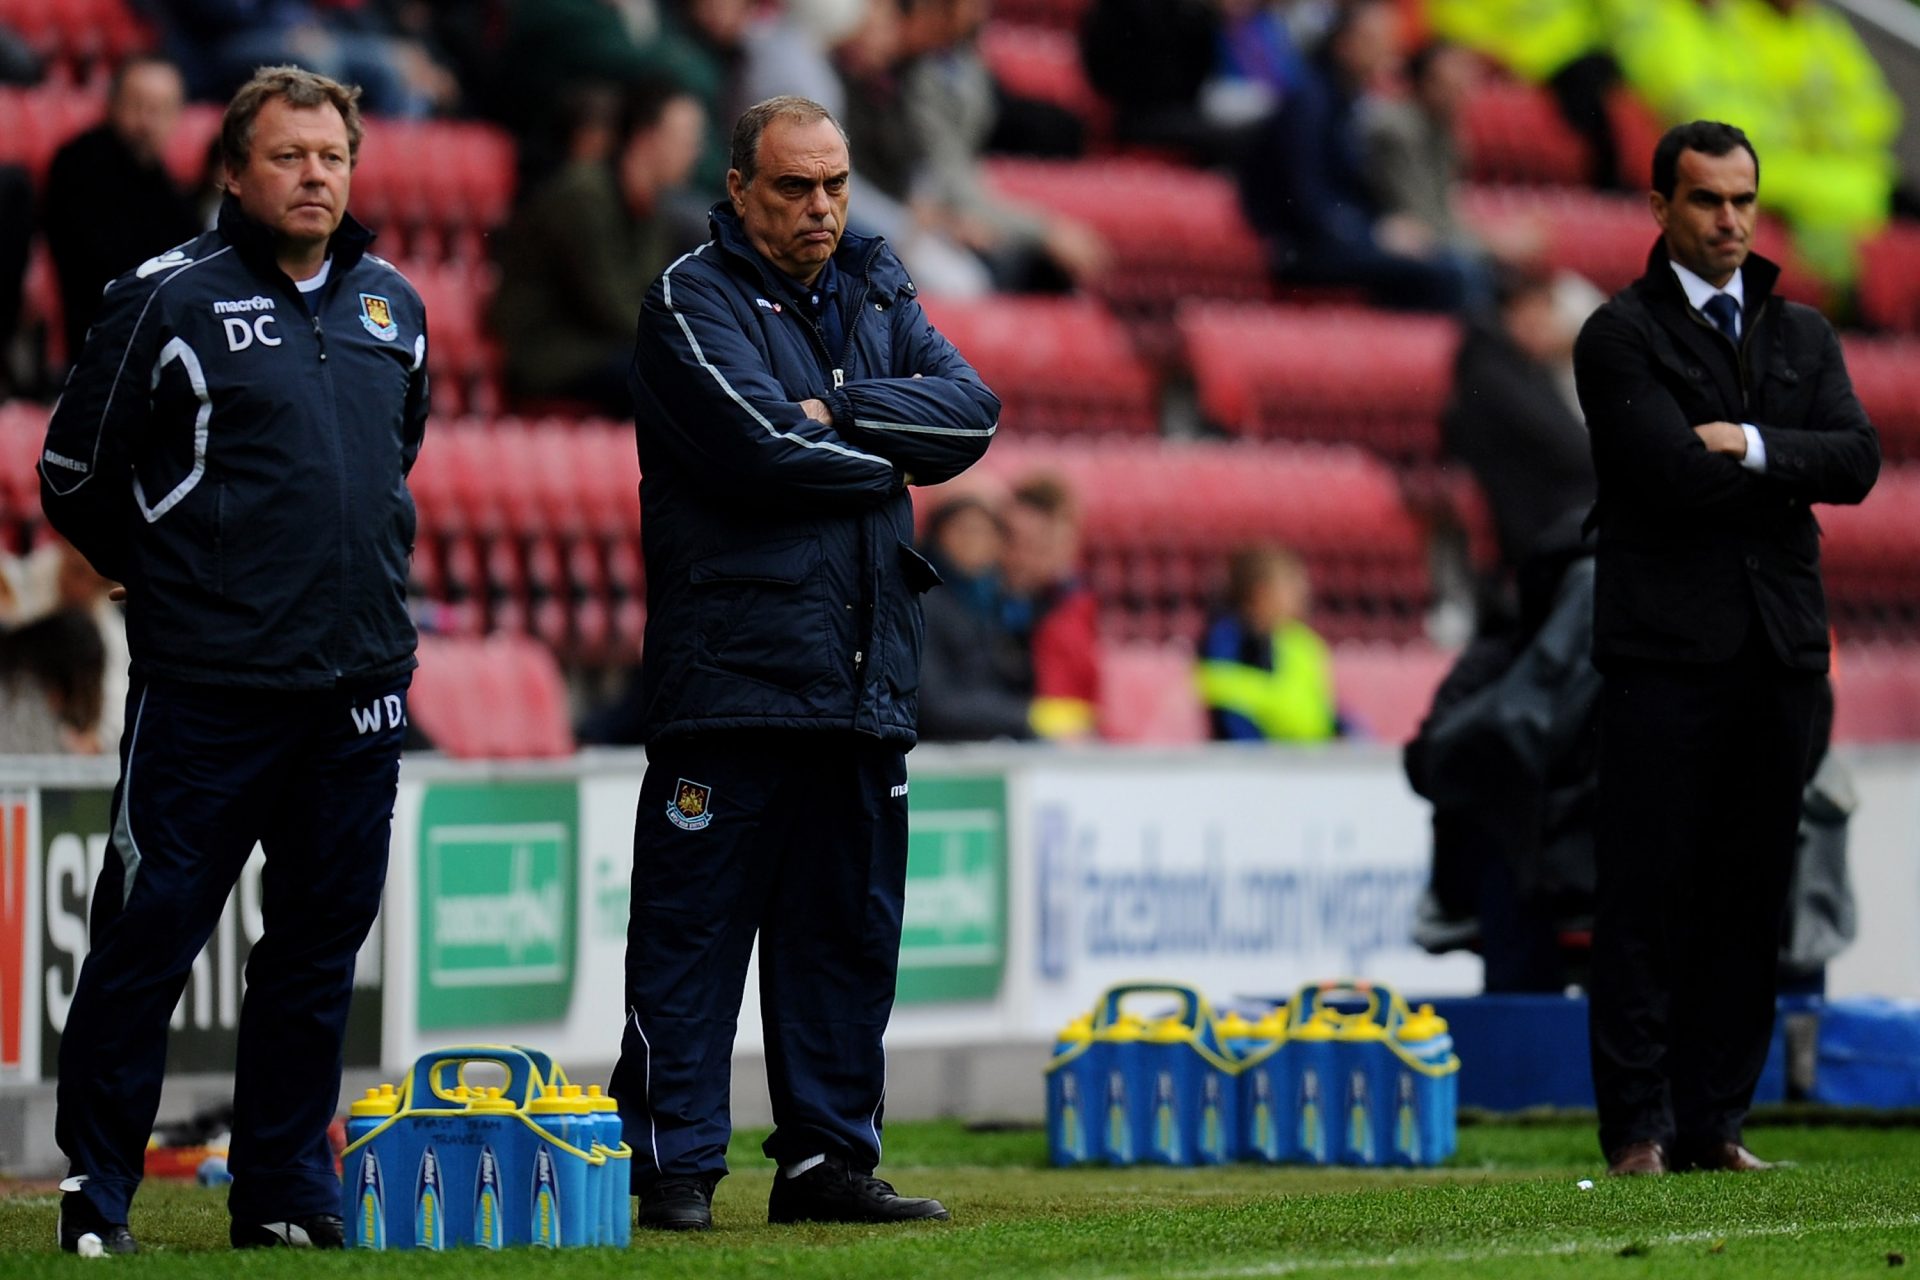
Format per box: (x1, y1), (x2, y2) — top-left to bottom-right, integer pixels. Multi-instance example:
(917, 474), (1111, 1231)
(1426, 0), (1604, 82)
(1196, 618), (1337, 742)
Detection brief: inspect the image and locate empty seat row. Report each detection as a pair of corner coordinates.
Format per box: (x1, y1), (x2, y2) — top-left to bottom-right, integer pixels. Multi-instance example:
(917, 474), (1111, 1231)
(1179, 303), (1459, 462)
(918, 294), (1157, 436)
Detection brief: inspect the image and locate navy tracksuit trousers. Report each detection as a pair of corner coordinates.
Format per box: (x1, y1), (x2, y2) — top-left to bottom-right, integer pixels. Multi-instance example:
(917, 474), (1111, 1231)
(612, 732), (910, 1186)
(56, 674), (408, 1224)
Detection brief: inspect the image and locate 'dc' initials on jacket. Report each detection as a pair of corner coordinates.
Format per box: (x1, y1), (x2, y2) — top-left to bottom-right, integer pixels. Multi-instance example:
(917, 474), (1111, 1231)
(628, 206), (1001, 746)
(40, 199), (429, 690)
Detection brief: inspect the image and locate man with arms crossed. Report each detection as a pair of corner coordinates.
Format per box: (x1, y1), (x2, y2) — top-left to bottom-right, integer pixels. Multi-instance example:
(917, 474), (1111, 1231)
(1575, 121), (1877, 1177)
(616, 96), (998, 1231)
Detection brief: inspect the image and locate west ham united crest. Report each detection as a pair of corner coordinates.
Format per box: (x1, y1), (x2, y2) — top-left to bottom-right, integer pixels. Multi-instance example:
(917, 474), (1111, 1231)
(667, 778), (714, 830)
(359, 292), (398, 341)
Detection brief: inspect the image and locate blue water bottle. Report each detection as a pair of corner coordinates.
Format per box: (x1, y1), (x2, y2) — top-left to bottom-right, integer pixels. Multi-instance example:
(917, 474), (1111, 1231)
(342, 1084), (399, 1249)
(525, 1085), (596, 1248)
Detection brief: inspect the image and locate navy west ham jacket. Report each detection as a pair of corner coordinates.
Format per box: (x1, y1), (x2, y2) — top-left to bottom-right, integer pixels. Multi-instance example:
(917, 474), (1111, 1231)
(40, 198), (428, 689)
(629, 205), (1000, 745)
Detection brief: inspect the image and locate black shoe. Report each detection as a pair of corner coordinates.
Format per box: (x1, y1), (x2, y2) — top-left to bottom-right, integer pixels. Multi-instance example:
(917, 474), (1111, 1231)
(635, 1176), (717, 1231)
(231, 1214), (346, 1249)
(768, 1156), (950, 1225)
(57, 1183), (137, 1256)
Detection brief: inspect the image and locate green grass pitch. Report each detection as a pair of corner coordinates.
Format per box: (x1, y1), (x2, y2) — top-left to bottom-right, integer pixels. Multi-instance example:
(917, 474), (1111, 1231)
(2, 1118), (1918, 1277)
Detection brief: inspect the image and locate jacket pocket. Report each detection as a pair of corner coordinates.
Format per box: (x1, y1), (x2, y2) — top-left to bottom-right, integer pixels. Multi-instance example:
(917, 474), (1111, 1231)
(691, 536), (832, 692)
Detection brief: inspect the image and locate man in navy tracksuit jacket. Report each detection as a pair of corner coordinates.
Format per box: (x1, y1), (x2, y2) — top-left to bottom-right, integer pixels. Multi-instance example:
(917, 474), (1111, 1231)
(38, 68), (426, 1254)
(614, 96), (998, 1231)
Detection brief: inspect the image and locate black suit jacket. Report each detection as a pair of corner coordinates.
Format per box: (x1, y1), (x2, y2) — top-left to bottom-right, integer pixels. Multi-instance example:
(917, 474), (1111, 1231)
(1573, 242), (1879, 672)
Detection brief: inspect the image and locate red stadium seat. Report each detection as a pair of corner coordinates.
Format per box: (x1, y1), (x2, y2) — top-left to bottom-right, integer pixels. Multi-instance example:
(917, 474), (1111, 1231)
(918, 295), (1156, 436)
(1178, 302), (1459, 463)
(1818, 464), (1920, 636)
(0, 401), (48, 522)
(979, 22), (1109, 143)
(1331, 642), (1453, 746)
(1840, 336), (1920, 463)
(1859, 220), (1920, 333)
(1832, 644), (1920, 742)
(990, 0), (1093, 31)
(1097, 640), (1206, 744)
(412, 633), (574, 758)
(1457, 79), (1591, 187)
(983, 158), (1270, 311)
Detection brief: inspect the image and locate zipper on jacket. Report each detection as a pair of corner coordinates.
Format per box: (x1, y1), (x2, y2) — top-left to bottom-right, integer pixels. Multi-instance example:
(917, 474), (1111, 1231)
(311, 301), (350, 680)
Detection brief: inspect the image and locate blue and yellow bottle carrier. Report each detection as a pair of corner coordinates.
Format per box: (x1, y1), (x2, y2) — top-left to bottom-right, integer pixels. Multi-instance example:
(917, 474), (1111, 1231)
(1047, 980), (1459, 1168)
(340, 1045), (633, 1249)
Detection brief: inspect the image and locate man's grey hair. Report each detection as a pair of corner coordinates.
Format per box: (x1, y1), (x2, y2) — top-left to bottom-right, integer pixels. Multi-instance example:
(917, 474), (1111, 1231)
(220, 64), (365, 174)
(729, 96), (849, 185)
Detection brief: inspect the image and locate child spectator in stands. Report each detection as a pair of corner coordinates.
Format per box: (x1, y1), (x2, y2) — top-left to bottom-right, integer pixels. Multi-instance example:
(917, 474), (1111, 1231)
(1001, 473), (1101, 741)
(917, 494), (1037, 742)
(490, 80), (706, 416)
(0, 610), (106, 755)
(1238, 0), (1474, 311)
(1197, 546), (1339, 742)
(43, 55), (200, 368)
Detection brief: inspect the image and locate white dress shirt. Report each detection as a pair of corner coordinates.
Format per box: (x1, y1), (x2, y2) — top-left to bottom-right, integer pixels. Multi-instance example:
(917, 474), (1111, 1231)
(1668, 259), (1767, 473)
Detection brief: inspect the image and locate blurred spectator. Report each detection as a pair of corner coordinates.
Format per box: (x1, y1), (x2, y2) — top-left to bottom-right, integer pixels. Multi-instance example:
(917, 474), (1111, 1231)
(1081, 0), (1301, 169)
(1442, 266), (1596, 625)
(1363, 39), (1536, 289)
(659, 0), (751, 193)
(1237, 0), (1472, 311)
(838, 0), (1000, 296)
(1427, 0), (1626, 189)
(490, 80), (706, 414)
(739, 0), (865, 119)
(44, 55), (200, 364)
(1001, 473), (1100, 741)
(145, 0), (459, 117)
(0, 539), (130, 747)
(1196, 545), (1338, 742)
(917, 494), (1036, 742)
(0, 611), (107, 755)
(898, 0), (1109, 292)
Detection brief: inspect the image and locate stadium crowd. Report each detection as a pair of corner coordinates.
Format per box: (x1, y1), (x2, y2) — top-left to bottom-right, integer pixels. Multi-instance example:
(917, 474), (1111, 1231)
(0, 0), (1914, 762)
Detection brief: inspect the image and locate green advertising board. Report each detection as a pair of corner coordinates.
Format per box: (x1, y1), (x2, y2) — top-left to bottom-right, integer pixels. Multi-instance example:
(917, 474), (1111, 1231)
(417, 782), (578, 1029)
(897, 774), (1007, 1004)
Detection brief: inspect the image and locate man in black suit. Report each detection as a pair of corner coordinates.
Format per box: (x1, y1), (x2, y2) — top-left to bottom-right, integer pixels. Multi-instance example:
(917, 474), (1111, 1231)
(1573, 121), (1878, 1177)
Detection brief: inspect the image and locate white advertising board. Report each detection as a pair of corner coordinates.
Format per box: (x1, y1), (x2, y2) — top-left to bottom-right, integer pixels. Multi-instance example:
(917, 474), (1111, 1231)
(1015, 752), (1484, 1033)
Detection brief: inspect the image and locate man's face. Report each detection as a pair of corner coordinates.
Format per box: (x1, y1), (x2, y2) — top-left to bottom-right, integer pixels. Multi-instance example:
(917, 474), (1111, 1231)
(109, 62), (184, 164)
(727, 116), (849, 285)
(226, 97), (352, 252)
(1417, 45), (1479, 121)
(936, 504), (1004, 578)
(1001, 503), (1074, 594)
(1334, 3), (1402, 87)
(1652, 146), (1757, 287)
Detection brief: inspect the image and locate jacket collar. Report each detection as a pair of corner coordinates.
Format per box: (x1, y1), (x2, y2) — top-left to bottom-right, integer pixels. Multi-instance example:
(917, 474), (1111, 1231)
(706, 202), (915, 298)
(217, 195), (374, 284)
(1636, 236), (1779, 324)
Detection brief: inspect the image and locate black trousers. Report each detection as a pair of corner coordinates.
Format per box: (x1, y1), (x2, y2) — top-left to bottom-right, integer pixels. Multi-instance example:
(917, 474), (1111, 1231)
(612, 732), (909, 1186)
(57, 674), (407, 1223)
(1589, 629), (1819, 1156)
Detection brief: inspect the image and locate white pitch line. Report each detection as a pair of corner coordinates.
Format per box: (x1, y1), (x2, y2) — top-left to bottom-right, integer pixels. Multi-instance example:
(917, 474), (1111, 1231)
(1127, 1213), (1920, 1280)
